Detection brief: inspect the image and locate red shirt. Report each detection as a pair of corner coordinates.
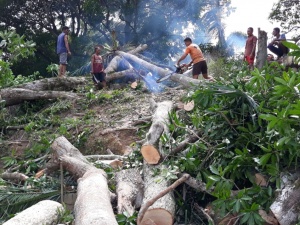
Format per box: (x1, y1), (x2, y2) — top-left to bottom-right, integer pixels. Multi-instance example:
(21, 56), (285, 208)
(92, 54), (103, 73)
(245, 35), (257, 57)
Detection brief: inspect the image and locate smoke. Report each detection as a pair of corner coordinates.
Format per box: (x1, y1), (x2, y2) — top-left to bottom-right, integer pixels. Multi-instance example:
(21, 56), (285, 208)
(226, 32), (247, 54)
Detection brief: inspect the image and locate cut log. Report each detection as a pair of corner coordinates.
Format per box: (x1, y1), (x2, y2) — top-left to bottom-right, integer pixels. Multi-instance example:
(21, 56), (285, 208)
(106, 69), (138, 83)
(256, 28), (268, 69)
(85, 154), (125, 161)
(115, 168), (144, 216)
(270, 172), (300, 225)
(1, 172), (28, 182)
(3, 200), (64, 225)
(138, 164), (176, 225)
(141, 100), (173, 164)
(116, 51), (201, 88)
(16, 77), (88, 92)
(50, 136), (118, 225)
(0, 88), (78, 107)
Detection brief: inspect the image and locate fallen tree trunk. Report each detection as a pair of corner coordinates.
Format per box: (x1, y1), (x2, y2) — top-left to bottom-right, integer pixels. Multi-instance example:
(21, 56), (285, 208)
(270, 172), (300, 225)
(138, 164), (176, 225)
(16, 77), (88, 91)
(50, 136), (118, 225)
(116, 51), (201, 88)
(1, 172), (28, 183)
(0, 88), (78, 107)
(3, 200), (64, 225)
(106, 69), (138, 83)
(141, 100), (173, 164)
(115, 168), (144, 216)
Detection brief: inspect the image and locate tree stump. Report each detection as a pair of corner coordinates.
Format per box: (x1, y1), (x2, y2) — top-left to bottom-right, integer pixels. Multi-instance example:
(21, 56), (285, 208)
(256, 28), (268, 69)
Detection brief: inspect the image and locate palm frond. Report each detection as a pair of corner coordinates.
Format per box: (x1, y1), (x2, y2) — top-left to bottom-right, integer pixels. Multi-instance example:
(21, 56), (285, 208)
(0, 189), (60, 219)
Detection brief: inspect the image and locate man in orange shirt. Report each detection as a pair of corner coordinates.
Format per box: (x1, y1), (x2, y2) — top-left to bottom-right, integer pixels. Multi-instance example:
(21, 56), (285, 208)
(177, 37), (213, 80)
(244, 27), (257, 70)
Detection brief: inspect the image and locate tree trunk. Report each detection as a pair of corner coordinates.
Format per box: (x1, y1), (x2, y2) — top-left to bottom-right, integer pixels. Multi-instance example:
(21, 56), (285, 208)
(116, 51), (201, 88)
(16, 77), (87, 91)
(139, 164), (175, 225)
(115, 168), (144, 216)
(256, 28), (268, 69)
(270, 172), (300, 225)
(3, 200), (64, 225)
(1, 172), (28, 182)
(0, 88), (78, 107)
(141, 100), (173, 164)
(50, 136), (118, 225)
(106, 69), (138, 83)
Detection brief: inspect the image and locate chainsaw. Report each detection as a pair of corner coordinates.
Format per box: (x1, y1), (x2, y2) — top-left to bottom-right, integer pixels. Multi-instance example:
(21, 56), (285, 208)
(156, 64), (190, 83)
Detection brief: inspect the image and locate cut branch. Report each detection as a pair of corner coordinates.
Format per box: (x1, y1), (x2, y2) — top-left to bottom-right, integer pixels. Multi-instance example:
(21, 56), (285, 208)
(1, 172), (29, 182)
(141, 100), (173, 164)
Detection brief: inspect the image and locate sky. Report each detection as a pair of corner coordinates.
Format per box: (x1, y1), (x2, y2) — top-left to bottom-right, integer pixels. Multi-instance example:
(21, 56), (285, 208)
(225, 0), (281, 39)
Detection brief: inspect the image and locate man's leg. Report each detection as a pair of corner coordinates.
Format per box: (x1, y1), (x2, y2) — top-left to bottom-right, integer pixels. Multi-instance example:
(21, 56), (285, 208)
(193, 74), (199, 79)
(61, 64), (66, 77)
(268, 44), (283, 58)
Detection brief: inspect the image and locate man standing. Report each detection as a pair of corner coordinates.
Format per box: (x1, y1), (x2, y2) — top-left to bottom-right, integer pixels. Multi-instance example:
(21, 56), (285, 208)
(267, 27), (289, 59)
(57, 26), (71, 78)
(177, 37), (213, 80)
(244, 27), (257, 70)
(91, 46), (107, 88)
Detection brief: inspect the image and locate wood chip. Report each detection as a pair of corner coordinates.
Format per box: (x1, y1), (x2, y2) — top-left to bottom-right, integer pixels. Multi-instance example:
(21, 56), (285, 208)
(255, 173), (267, 186)
(184, 100), (194, 111)
(259, 210), (279, 225)
(131, 81), (138, 89)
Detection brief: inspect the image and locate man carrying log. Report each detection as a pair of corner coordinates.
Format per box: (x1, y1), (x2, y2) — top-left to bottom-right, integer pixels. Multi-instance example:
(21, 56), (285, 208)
(177, 37), (214, 80)
(267, 27), (289, 60)
(244, 27), (257, 70)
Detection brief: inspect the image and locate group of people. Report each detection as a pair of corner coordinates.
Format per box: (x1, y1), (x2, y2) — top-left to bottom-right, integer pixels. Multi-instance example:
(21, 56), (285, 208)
(244, 27), (289, 70)
(56, 25), (288, 84)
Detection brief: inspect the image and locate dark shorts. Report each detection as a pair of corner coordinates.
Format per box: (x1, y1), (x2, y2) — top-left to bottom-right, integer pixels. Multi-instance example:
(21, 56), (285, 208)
(192, 61), (207, 75)
(92, 72), (106, 83)
(59, 52), (68, 65)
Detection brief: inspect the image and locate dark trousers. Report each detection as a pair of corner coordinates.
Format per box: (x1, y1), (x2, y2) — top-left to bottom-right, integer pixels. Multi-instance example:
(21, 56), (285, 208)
(267, 44), (284, 58)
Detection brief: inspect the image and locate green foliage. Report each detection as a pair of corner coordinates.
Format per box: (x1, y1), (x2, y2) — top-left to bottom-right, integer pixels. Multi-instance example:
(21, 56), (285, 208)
(283, 41), (300, 64)
(57, 206), (74, 224)
(0, 30), (36, 88)
(116, 211), (137, 225)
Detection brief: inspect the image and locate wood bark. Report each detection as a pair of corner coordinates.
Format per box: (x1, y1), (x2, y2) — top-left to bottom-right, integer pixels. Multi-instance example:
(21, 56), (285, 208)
(1, 172), (28, 182)
(270, 172), (300, 225)
(256, 28), (268, 69)
(138, 164), (176, 225)
(116, 51), (201, 88)
(115, 168), (144, 216)
(15, 77), (87, 92)
(0, 88), (78, 107)
(50, 136), (118, 225)
(106, 69), (138, 83)
(141, 100), (173, 164)
(3, 200), (64, 225)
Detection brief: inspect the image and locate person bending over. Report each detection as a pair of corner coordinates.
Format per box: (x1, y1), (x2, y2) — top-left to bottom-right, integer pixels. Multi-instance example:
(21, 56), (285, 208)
(268, 27), (289, 59)
(91, 46), (107, 88)
(177, 37), (214, 81)
(244, 27), (257, 70)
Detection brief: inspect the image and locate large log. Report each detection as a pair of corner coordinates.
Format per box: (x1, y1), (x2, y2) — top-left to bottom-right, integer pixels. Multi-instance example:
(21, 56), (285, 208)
(270, 172), (300, 225)
(15, 77), (87, 92)
(0, 88), (78, 106)
(115, 168), (144, 216)
(116, 51), (201, 88)
(141, 100), (173, 164)
(138, 164), (176, 225)
(50, 136), (118, 225)
(3, 200), (64, 225)
(256, 28), (268, 69)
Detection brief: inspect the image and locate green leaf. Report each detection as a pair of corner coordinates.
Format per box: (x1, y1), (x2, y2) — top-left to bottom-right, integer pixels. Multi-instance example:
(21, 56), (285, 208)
(240, 213), (251, 224)
(282, 41), (300, 50)
(259, 153), (272, 166)
(274, 77), (287, 85)
(209, 165), (219, 175)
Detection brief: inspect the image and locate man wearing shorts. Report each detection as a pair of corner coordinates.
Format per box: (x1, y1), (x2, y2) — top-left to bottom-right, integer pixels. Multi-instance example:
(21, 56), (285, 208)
(268, 27), (289, 59)
(91, 46), (107, 88)
(177, 37), (213, 80)
(57, 26), (71, 78)
(244, 27), (257, 70)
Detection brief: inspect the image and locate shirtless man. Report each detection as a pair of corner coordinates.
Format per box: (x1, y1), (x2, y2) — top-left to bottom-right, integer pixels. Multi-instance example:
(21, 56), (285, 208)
(177, 37), (214, 80)
(244, 27), (257, 70)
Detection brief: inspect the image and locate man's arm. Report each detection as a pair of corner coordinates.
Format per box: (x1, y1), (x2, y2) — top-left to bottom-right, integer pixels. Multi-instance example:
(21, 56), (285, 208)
(64, 35), (71, 55)
(90, 55), (94, 73)
(177, 53), (188, 66)
(251, 37), (257, 57)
